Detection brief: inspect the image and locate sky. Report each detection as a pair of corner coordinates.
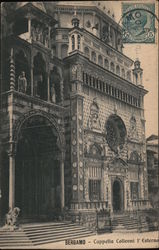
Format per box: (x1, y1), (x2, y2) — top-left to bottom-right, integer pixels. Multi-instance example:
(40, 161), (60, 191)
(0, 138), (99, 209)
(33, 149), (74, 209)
(110, 0), (158, 137)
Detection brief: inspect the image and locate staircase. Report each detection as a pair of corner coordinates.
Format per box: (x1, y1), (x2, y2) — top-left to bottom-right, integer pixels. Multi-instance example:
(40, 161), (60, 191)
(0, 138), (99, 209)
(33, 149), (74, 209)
(0, 221), (95, 248)
(0, 227), (33, 248)
(111, 213), (149, 233)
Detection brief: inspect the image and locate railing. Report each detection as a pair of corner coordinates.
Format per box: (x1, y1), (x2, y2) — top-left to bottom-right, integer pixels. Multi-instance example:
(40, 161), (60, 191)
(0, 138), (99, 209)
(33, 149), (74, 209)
(1, 90), (65, 114)
(70, 201), (108, 210)
(130, 199), (151, 210)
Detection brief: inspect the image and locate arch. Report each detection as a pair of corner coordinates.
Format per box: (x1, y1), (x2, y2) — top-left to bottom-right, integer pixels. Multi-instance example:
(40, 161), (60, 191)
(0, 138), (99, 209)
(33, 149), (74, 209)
(50, 66), (62, 103)
(15, 114), (62, 218)
(71, 35), (75, 50)
(110, 62), (115, 73)
(112, 178), (124, 212)
(91, 51), (96, 63)
(104, 59), (109, 69)
(33, 52), (47, 100)
(116, 65), (120, 75)
(121, 68), (125, 78)
(129, 151), (140, 164)
(102, 24), (109, 41)
(15, 49), (30, 94)
(105, 114), (127, 153)
(110, 27), (115, 47)
(12, 110), (64, 150)
(61, 44), (68, 59)
(77, 34), (81, 50)
(126, 71), (131, 81)
(84, 47), (90, 59)
(98, 55), (103, 67)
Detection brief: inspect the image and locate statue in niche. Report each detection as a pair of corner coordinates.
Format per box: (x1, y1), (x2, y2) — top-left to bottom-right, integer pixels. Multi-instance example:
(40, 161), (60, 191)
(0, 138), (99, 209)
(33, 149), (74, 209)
(87, 101), (101, 131)
(50, 83), (56, 103)
(44, 28), (49, 47)
(31, 24), (36, 41)
(128, 116), (138, 140)
(18, 71), (27, 93)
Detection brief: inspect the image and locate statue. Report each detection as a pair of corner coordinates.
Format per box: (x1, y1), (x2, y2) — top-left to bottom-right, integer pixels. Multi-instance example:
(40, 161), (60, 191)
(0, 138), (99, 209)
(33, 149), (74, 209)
(51, 84), (56, 103)
(18, 71), (27, 93)
(5, 207), (20, 231)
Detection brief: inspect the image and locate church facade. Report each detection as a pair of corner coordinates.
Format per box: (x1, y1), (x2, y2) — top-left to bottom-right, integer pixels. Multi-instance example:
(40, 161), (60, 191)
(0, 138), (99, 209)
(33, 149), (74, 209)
(0, 2), (151, 225)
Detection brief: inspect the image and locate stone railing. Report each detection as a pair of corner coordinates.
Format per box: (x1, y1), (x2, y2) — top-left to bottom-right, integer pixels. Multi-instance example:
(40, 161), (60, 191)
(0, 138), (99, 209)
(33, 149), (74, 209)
(130, 199), (151, 211)
(70, 201), (108, 210)
(2, 90), (64, 115)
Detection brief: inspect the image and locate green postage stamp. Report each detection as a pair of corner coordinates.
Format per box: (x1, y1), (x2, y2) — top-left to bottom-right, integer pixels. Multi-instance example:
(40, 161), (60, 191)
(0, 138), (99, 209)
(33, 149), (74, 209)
(122, 3), (155, 43)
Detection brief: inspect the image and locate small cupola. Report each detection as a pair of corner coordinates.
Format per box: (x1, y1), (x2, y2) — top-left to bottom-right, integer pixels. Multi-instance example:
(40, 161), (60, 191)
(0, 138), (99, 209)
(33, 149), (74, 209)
(71, 8), (80, 28)
(132, 58), (143, 86)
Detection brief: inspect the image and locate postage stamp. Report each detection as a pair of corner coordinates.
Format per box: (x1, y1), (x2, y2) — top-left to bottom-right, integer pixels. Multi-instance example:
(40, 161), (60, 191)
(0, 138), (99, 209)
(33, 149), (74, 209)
(122, 3), (155, 43)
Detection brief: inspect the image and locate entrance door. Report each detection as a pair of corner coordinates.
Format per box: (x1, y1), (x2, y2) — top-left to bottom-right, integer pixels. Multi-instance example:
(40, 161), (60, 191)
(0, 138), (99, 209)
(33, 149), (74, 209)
(15, 115), (61, 220)
(112, 179), (123, 213)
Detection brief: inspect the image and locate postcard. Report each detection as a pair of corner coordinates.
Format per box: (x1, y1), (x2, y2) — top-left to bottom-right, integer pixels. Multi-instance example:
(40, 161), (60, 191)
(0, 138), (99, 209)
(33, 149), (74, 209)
(0, 1), (158, 249)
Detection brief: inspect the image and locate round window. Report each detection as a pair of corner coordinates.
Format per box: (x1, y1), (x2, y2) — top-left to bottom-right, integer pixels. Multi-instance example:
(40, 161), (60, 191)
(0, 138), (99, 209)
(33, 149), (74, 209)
(106, 115), (126, 153)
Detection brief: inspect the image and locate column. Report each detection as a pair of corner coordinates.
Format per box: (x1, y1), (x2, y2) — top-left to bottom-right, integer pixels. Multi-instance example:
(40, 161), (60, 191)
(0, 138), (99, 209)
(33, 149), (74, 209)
(28, 18), (31, 41)
(8, 152), (15, 210)
(48, 26), (51, 49)
(47, 66), (50, 102)
(10, 48), (15, 91)
(31, 62), (34, 96)
(74, 34), (78, 50)
(60, 151), (65, 210)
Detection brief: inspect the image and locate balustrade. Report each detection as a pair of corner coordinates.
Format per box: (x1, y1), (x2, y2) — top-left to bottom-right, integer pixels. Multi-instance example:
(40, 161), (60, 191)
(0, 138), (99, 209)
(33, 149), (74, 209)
(70, 201), (108, 210)
(130, 199), (151, 210)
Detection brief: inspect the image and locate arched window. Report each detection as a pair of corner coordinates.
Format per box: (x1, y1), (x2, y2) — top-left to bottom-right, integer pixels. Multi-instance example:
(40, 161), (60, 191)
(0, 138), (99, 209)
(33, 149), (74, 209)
(91, 51), (96, 63)
(121, 69), (125, 78)
(102, 24), (109, 42)
(110, 27), (115, 48)
(72, 35), (75, 50)
(129, 151), (140, 164)
(106, 114), (127, 153)
(110, 62), (115, 73)
(33, 52), (47, 100)
(61, 44), (68, 59)
(77, 34), (81, 50)
(116, 65), (120, 76)
(84, 47), (90, 59)
(15, 50), (30, 94)
(127, 71), (131, 81)
(98, 55), (103, 67)
(104, 59), (109, 69)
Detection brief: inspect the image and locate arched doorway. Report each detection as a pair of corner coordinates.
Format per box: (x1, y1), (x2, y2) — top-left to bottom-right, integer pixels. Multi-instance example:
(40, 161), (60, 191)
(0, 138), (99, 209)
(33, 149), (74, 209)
(112, 179), (124, 213)
(15, 115), (61, 220)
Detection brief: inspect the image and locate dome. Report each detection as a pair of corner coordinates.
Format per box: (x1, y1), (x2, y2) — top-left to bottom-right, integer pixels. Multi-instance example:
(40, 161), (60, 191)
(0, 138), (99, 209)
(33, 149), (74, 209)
(15, 2), (46, 13)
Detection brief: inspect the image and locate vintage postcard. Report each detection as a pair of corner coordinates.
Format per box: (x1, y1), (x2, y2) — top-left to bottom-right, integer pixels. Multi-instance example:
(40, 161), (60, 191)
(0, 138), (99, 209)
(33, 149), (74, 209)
(0, 0), (158, 249)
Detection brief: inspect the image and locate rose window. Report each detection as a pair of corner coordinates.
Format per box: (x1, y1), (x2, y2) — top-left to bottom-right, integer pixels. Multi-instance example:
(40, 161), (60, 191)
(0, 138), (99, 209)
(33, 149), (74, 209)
(106, 115), (126, 153)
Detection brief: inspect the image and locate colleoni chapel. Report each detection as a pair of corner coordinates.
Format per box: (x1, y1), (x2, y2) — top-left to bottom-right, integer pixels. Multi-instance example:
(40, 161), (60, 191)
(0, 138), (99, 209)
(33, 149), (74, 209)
(0, 1), (151, 225)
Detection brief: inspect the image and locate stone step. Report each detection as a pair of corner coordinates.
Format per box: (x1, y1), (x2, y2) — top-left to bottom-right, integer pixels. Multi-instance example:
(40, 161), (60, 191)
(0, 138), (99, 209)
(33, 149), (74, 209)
(22, 224), (87, 233)
(33, 232), (94, 245)
(0, 222), (95, 247)
(25, 227), (93, 238)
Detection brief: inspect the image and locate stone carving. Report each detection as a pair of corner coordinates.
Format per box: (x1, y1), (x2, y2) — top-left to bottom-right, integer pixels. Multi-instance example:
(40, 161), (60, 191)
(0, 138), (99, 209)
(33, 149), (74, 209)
(71, 64), (82, 81)
(31, 23), (49, 48)
(4, 207), (20, 230)
(18, 71), (27, 93)
(128, 116), (138, 140)
(87, 100), (101, 131)
(50, 84), (56, 103)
